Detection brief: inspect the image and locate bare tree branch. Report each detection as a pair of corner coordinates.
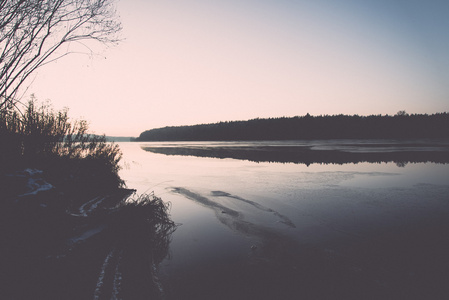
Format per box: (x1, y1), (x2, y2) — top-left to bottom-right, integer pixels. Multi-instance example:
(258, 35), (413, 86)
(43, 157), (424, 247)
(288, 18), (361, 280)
(0, 0), (122, 110)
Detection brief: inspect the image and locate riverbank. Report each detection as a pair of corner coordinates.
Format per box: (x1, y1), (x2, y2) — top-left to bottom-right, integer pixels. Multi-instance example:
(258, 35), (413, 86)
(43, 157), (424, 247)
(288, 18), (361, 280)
(0, 169), (176, 299)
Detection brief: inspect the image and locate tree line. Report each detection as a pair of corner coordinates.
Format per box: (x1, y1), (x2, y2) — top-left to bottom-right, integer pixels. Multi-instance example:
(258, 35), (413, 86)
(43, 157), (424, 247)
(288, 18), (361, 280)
(136, 112), (449, 141)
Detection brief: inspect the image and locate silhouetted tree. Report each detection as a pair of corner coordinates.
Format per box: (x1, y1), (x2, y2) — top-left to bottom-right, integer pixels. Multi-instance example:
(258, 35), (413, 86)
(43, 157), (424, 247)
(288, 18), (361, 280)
(136, 113), (449, 141)
(396, 110), (408, 116)
(0, 0), (122, 110)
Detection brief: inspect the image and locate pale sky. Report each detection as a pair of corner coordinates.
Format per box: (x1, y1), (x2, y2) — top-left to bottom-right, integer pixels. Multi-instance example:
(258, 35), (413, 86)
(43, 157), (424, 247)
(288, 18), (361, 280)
(28, 0), (449, 136)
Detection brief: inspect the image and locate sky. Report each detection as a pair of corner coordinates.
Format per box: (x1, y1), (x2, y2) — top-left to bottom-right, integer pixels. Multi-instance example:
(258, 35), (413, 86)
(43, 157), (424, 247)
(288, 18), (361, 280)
(28, 0), (449, 136)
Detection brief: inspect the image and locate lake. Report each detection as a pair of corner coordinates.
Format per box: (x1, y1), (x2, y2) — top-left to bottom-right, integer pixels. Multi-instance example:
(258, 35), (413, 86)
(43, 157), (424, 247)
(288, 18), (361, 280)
(118, 140), (449, 299)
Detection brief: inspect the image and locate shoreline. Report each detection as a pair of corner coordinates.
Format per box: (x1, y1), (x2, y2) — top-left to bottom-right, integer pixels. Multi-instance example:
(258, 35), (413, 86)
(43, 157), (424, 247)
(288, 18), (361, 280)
(0, 170), (176, 299)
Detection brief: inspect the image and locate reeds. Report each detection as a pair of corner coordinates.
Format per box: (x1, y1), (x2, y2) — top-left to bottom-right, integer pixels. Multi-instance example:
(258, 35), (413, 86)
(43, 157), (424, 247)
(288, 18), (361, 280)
(66, 191), (178, 299)
(0, 97), (123, 190)
(103, 192), (177, 257)
(0, 98), (177, 298)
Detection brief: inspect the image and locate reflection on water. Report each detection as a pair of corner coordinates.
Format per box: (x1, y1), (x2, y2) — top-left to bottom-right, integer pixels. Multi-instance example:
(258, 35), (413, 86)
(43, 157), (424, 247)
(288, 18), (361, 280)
(118, 141), (449, 299)
(142, 139), (449, 165)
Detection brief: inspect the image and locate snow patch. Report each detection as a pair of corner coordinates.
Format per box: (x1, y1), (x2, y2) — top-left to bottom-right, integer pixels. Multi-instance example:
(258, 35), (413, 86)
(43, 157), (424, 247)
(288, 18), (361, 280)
(14, 169), (54, 198)
(112, 250), (123, 300)
(94, 248), (116, 300)
(94, 248), (123, 300)
(24, 168), (43, 176)
(71, 196), (107, 217)
(67, 225), (107, 245)
(20, 177), (54, 196)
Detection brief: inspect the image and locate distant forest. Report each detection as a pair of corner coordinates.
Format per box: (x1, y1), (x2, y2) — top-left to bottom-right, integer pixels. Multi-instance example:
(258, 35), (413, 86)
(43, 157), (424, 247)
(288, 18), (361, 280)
(135, 112), (449, 141)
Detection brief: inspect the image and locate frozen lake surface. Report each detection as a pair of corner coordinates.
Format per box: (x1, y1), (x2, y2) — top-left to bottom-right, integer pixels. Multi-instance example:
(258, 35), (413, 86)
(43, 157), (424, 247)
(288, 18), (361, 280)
(119, 140), (449, 299)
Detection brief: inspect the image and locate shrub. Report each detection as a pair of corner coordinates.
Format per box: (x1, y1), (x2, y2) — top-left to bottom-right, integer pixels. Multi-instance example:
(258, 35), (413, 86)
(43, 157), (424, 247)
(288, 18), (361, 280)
(0, 97), (123, 191)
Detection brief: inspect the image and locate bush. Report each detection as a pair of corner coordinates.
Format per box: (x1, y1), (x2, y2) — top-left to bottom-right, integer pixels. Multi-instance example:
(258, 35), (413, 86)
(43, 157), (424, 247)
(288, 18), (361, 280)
(0, 97), (124, 191)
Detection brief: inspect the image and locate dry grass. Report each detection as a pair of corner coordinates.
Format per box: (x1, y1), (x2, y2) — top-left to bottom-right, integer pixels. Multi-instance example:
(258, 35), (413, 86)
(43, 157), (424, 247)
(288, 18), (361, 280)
(0, 98), (123, 191)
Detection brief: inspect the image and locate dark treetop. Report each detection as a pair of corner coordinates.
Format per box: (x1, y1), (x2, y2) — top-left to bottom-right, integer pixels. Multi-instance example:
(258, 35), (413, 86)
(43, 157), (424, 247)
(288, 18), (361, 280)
(136, 113), (449, 141)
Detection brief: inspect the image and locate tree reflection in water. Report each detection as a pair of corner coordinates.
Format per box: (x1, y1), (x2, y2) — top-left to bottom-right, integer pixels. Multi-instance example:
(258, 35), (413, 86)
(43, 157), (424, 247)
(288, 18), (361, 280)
(142, 140), (449, 165)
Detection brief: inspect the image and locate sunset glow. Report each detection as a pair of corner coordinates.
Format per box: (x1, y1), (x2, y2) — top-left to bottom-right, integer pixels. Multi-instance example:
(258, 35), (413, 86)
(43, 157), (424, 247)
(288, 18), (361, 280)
(29, 0), (449, 136)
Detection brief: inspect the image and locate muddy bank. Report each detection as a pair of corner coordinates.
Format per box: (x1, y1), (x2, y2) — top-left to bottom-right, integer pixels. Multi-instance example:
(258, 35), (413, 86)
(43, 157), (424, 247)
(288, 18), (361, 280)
(0, 170), (176, 299)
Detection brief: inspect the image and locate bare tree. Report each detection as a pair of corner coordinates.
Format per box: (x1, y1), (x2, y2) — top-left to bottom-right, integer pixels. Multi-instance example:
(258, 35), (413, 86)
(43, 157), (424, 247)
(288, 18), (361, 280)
(0, 0), (122, 110)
